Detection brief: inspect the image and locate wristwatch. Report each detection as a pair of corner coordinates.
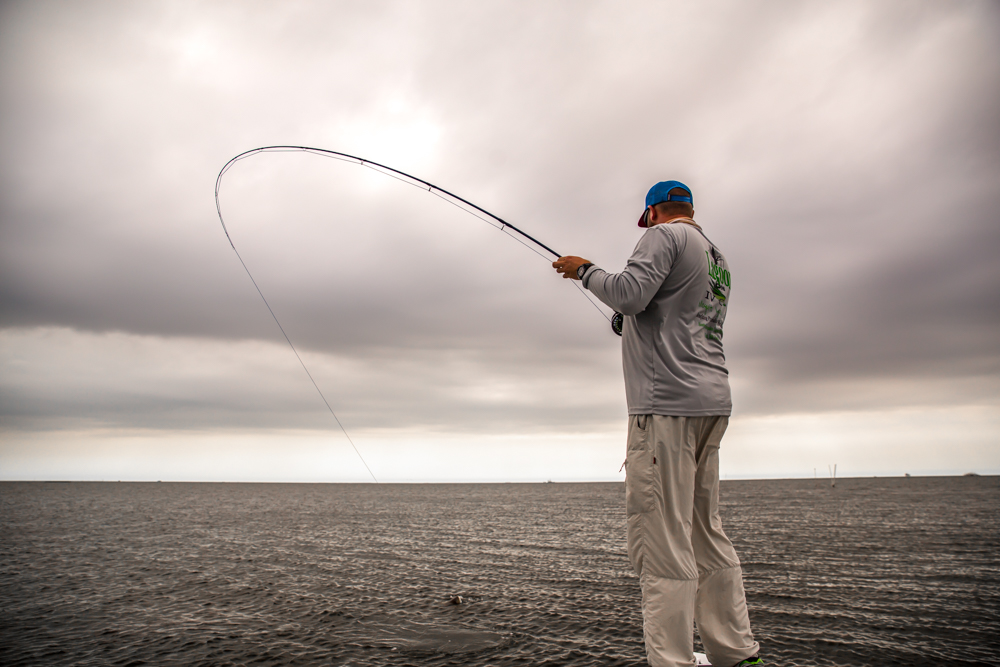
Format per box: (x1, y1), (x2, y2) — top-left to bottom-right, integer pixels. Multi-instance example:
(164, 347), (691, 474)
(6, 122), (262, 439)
(577, 263), (594, 280)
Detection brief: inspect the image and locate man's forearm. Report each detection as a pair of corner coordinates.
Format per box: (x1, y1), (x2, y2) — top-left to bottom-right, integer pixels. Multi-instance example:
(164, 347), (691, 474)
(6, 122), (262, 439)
(582, 266), (650, 315)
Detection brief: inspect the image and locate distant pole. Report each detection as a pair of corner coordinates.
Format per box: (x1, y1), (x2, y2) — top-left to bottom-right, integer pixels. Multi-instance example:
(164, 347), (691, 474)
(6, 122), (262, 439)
(829, 464), (837, 488)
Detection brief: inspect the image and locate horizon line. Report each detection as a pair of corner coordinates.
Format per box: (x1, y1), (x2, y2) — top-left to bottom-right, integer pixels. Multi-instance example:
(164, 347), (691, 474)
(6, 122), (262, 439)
(1, 472), (995, 484)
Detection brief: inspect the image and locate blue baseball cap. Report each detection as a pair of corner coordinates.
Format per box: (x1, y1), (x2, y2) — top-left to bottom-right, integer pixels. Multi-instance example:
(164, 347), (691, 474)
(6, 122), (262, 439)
(638, 180), (693, 227)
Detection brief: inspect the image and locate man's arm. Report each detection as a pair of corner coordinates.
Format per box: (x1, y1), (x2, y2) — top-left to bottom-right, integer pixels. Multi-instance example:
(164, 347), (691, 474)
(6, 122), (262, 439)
(553, 228), (677, 315)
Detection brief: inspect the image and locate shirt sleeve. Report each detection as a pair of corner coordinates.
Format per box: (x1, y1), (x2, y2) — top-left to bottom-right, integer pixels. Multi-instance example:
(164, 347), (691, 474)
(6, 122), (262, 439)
(581, 226), (678, 315)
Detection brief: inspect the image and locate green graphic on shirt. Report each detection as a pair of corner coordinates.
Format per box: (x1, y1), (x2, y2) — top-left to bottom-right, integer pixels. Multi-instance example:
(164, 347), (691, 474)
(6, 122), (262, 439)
(699, 321), (724, 342)
(699, 248), (730, 341)
(706, 250), (731, 288)
(697, 298), (726, 342)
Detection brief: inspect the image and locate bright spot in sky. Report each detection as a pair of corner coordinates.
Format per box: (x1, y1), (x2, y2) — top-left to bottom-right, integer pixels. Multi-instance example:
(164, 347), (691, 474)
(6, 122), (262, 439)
(336, 102), (443, 182)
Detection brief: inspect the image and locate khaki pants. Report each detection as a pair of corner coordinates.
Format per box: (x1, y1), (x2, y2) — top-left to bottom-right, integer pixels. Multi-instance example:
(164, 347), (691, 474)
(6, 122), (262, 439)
(625, 415), (759, 667)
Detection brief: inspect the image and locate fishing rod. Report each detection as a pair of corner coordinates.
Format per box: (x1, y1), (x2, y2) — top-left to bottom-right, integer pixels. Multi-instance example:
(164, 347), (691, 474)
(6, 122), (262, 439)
(216, 146), (566, 257)
(214, 145), (622, 482)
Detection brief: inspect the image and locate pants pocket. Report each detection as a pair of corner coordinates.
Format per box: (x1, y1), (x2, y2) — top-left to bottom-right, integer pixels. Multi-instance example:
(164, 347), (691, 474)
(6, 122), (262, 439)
(625, 416), (655, 516)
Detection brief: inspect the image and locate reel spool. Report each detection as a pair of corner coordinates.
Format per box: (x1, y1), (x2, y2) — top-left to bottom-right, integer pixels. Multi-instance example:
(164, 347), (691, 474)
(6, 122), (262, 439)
(612, 312), (624, 336)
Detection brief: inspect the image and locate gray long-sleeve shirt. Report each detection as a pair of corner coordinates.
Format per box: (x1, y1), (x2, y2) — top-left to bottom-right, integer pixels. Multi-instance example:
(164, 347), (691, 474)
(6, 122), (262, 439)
(582, 221), (732, 416)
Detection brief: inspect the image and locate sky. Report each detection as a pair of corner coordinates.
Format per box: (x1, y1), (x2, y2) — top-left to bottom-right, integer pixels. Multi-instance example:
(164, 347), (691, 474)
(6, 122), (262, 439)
(1, 0), (998, 482)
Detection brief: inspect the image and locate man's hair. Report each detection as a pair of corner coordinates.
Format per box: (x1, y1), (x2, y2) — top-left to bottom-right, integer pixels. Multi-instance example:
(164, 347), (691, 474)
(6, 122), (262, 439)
(653, 197), (693, 219)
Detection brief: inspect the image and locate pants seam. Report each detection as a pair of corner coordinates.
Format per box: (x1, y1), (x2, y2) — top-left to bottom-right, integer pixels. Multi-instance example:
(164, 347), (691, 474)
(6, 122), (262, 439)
(641, 572), (699, 582)
(698, 563), (742, 578)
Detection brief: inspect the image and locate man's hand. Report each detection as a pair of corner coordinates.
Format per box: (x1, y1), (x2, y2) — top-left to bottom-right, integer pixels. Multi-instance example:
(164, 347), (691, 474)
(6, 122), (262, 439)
(552, 256), (591, 280)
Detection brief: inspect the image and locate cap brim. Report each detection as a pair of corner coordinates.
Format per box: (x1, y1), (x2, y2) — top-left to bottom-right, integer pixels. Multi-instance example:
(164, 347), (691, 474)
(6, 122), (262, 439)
(637, 209), (647, 228)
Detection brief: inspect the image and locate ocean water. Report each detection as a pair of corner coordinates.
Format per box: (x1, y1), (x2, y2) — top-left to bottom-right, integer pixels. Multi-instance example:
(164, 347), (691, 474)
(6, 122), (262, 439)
(0, 476), (997, 666)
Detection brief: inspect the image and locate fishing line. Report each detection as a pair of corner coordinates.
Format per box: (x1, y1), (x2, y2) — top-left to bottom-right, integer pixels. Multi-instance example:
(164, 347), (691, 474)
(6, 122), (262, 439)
(215, 145), (617, 482)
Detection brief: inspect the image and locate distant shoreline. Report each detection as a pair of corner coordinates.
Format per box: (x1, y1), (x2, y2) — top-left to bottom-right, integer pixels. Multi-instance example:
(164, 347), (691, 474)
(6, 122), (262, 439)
(0, 474), (995, 485)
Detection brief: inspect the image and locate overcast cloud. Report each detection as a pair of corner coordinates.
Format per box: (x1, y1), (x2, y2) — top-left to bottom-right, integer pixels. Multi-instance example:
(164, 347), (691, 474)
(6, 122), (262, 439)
(1, 0), (998, 481)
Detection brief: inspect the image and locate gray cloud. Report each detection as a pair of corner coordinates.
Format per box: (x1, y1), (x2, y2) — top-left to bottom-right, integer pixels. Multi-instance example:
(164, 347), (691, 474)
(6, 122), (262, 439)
(0, 327), (626, 435)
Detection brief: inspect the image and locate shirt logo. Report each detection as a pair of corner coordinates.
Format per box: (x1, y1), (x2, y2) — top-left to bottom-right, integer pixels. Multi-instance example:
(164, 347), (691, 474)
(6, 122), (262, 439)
(699, 249), (731, 342)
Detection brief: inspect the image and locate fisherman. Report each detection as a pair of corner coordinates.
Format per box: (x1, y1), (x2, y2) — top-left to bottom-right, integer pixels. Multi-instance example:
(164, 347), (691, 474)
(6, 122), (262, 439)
(552, 181), (761, 667)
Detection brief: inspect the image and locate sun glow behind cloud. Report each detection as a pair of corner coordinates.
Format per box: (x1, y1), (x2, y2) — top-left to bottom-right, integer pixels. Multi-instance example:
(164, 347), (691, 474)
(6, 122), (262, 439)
(334, 99), (444, 180)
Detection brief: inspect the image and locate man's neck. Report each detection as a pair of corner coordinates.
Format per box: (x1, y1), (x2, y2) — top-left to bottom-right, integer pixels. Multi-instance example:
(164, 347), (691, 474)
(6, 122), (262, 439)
(653, 215), (700, 229)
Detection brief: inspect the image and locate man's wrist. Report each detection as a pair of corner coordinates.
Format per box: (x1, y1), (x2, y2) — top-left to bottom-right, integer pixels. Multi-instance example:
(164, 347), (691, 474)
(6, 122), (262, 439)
(577, 263), (594, 280)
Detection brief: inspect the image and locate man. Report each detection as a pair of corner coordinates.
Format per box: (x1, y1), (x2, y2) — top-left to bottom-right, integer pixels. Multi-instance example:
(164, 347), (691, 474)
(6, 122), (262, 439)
(552, 181), (761, 667)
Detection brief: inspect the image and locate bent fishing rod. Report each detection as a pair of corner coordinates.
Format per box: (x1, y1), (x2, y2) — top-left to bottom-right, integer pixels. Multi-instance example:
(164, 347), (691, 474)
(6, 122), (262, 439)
(216, 146), (562, 258)
(215, 145), (623, 483)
